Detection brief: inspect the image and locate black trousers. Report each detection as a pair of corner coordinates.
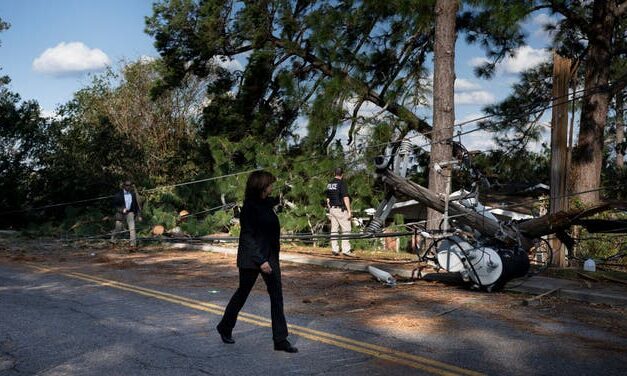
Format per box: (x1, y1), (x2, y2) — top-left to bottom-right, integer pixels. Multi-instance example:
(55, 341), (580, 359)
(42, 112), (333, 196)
(217, 267), (288, 343)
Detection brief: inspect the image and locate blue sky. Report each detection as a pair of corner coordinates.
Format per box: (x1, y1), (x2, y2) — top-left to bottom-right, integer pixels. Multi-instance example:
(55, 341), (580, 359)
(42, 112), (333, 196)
(0, 1), (557, 151)
(0, 0), (156, 112)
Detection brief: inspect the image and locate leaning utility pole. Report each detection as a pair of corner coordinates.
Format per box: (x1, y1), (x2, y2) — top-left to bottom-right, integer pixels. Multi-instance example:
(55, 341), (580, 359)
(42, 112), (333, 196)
(549, 52), (572, 267)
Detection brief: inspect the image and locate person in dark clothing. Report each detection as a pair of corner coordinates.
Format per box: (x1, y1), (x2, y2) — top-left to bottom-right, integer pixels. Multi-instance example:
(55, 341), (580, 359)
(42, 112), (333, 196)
(217, 170), (298, 353)
(325, 167), (352, 256)
(111, 180), (142, 247)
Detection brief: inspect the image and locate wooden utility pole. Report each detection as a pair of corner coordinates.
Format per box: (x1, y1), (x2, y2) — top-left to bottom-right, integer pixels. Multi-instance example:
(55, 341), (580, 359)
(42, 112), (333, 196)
(550, 52), (572, 267)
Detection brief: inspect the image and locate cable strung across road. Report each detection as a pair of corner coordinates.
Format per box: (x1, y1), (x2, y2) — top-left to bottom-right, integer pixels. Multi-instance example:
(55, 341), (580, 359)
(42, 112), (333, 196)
(5, 75), (624, 218)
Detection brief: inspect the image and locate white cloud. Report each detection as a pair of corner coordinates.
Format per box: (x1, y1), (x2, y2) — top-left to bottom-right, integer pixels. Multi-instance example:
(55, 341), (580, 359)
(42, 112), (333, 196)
(455, 78), (481, 92)
(212, 55), (243, 71)
(531, 13), (553, 27)
(454, 113), (497, 150)
(468, 46), (550, 76)
(469, 57), (489, 67)
(501, 46), (550, 74)
(461, 130), (498, 151)
(455, 90), (495, 105)
(32, 42), (111, 76)
(40, 108), (68, 121)
(456, 113), (484, 128)
(529, 13), (559, 40)
(138, 55), (156, 64)
(344, 98), (384, 118)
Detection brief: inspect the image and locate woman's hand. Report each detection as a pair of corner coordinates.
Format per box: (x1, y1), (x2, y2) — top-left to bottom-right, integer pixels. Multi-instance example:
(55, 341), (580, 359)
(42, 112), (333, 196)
(260, 261), (273, 274)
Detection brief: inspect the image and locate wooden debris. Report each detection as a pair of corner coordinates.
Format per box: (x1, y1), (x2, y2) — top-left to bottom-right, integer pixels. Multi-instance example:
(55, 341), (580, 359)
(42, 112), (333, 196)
(576, 271), (600, 282)
(346, 308), (365, 313)
(600, 275), (627, 286)
(434, 307), (459, 316)
(522, 288), (561, 306)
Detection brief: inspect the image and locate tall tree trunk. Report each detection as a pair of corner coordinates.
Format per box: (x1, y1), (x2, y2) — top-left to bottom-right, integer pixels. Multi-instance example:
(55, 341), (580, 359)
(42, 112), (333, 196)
(569, 0), (615, 205)
(616, 90), (624, 169)
(427, 0), (458, 231)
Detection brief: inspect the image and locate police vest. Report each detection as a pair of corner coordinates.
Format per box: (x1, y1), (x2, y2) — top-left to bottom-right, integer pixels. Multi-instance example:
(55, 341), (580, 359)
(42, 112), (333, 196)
(326, 178), (348, 208)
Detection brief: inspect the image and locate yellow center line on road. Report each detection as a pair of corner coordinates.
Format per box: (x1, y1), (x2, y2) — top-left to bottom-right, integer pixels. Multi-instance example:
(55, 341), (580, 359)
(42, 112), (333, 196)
(26, 263), (484, 376)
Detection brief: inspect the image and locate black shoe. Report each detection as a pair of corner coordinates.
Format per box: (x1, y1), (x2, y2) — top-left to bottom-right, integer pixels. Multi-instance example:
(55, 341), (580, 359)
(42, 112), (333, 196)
(274, 340), (298, 353)
(217, 326), (234, 344)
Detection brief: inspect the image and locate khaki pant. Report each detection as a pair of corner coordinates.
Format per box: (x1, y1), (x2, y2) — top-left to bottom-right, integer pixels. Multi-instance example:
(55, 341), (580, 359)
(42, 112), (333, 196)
(111, 212), (136, 247)
(328, 207), (351, 254)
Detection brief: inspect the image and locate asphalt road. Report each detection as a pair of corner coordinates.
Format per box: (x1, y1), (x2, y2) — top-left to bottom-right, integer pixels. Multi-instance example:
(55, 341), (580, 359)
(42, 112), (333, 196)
(0, 263), (625, 376)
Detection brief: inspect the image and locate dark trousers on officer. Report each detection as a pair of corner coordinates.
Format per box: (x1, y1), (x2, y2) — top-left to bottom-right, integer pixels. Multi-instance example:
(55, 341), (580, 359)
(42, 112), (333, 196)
(217, 266), (288, 344)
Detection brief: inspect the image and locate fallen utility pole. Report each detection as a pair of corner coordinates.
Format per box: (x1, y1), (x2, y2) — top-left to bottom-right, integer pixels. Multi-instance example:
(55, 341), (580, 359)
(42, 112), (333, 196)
(377, 168), (624, 251)
(377, 167), (528, 247)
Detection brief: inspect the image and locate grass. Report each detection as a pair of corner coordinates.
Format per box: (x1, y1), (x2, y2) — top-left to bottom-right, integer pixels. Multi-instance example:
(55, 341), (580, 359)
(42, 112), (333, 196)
(544, 267), (627, 282)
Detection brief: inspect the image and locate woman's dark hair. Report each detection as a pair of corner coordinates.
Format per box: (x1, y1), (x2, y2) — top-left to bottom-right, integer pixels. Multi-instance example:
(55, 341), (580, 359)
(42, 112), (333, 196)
(244, 170), (276, 200)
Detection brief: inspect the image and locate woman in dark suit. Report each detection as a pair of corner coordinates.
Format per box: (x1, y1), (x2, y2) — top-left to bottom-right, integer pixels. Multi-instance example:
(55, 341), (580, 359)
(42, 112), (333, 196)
(216, 170), (298, 353)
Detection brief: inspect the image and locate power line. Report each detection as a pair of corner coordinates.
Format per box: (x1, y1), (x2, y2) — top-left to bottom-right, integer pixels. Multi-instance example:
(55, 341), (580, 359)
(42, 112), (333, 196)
(4, 74), (623, 217)
(63, 183), (625, 245)
(0, 168), (259, 215)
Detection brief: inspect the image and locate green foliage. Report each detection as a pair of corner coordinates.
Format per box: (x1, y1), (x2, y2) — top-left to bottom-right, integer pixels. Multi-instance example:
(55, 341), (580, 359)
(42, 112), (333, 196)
(465, 0), (626, 208)
(148, 207), (178, 230)
(0, 86), (48, 225)
(0, 17), (9, 85)
(576, 212), (627, 262)
(8, 0), (623, 257)
(602, 164), (627, 200)
(175, 210), (237, 236)
(578, 235), (624, 261)
(350, 238), (382, 251)
(479, 63), (553, 151)
(458, 0), (530, 78)
(62, 207), (108, 237)
(146, 0), (438, 147)
(456, 149), (550, 189)
(209, 210), (235, 232)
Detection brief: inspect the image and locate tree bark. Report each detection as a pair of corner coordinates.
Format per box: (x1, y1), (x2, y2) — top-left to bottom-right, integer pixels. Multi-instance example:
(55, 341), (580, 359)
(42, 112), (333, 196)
(616, 90), (624, 169)
(569, 0), (616, 204)
(427, 0), (458, 231)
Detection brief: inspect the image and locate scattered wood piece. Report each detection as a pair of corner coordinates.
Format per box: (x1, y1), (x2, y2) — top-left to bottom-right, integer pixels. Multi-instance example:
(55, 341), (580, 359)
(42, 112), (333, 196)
(522, 288), (561, 306)
(576, 271), (600, 282)
(600, 275), (627, 286)
(346, 308), (365, 313)
(435, 307), (459, 316)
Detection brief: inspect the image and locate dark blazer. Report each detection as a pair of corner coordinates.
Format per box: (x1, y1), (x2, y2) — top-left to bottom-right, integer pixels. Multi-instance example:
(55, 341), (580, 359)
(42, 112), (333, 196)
(237, 197), (280, 269)
(112, 190), (141, 215)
